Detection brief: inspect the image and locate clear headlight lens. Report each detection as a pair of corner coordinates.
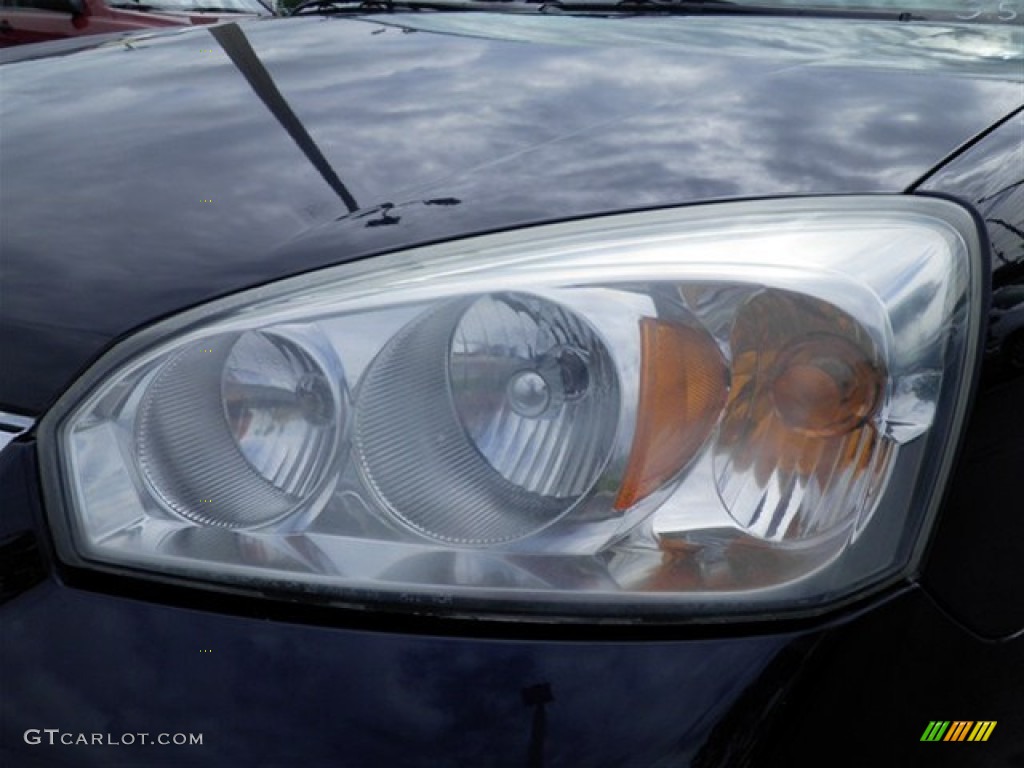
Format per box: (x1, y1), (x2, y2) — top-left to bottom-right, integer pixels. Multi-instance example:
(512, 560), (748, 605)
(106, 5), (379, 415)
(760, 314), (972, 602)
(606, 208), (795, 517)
(135, 329), (344, 529)
(355, 293), (620, 546)
(41, 197), (983, 620)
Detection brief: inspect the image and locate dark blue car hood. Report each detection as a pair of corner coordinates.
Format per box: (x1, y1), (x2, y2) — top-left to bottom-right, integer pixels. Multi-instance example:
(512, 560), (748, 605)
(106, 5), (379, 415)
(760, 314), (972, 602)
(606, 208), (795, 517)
(1, 14), (1022, 413)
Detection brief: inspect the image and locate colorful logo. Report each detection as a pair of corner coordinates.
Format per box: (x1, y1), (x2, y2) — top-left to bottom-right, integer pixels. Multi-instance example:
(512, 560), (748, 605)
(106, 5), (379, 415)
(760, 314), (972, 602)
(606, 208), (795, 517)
(921, 721), (996, 742)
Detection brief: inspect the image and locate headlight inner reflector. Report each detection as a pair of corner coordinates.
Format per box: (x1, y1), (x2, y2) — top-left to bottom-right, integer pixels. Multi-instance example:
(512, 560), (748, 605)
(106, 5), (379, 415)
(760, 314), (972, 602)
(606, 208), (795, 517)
(136, 330), (343, 529)
(354, 294), (619, 545)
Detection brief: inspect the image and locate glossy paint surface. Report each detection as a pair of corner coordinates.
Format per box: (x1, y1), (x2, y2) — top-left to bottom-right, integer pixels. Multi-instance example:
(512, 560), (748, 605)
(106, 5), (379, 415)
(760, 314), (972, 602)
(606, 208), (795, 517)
(2, 14), (1023, 768)
(2, 15), (1023, 413)
(917, 112), (1024, 639)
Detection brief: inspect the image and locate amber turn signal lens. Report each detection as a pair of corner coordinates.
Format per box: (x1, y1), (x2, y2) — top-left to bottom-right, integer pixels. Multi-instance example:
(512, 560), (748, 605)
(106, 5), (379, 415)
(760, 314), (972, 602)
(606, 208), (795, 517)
(615, 319), (728, 510)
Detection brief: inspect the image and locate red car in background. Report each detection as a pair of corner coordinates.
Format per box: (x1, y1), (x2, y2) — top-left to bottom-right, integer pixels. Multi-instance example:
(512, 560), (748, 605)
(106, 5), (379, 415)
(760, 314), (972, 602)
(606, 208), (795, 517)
(0, 0), (272, 46)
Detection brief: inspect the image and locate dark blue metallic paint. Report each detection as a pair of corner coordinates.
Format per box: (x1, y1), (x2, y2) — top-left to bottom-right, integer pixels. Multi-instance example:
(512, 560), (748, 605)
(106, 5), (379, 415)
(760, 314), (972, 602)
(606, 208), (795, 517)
(1, 13), (1023, 768)
(1, 16), (1022, 413)
(917, 112), (1024, 640)
(2, 584), (790, 766)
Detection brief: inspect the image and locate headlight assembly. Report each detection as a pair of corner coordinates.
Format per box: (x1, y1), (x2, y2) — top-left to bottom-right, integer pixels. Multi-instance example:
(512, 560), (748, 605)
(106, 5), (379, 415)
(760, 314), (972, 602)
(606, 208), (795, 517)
(40, 197), (984, 621)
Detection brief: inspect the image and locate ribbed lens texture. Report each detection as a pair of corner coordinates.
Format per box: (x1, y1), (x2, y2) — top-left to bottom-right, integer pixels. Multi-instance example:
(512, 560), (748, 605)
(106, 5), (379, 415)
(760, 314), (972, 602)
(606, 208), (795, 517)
(136, 332), (338, 529)
(355, 294), (619, 546)
(222, 331), (338, 497)
(714, 290), (891, 542)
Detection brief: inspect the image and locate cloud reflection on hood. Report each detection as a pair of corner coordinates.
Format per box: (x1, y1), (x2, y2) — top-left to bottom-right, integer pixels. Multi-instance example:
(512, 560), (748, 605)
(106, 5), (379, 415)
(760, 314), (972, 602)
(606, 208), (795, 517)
(1, 14), (1021, 413)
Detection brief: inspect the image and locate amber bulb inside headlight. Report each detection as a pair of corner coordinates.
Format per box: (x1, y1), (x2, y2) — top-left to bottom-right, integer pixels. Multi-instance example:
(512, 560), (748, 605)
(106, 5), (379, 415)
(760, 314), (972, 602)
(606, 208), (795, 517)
(770, 335), (882, 438)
